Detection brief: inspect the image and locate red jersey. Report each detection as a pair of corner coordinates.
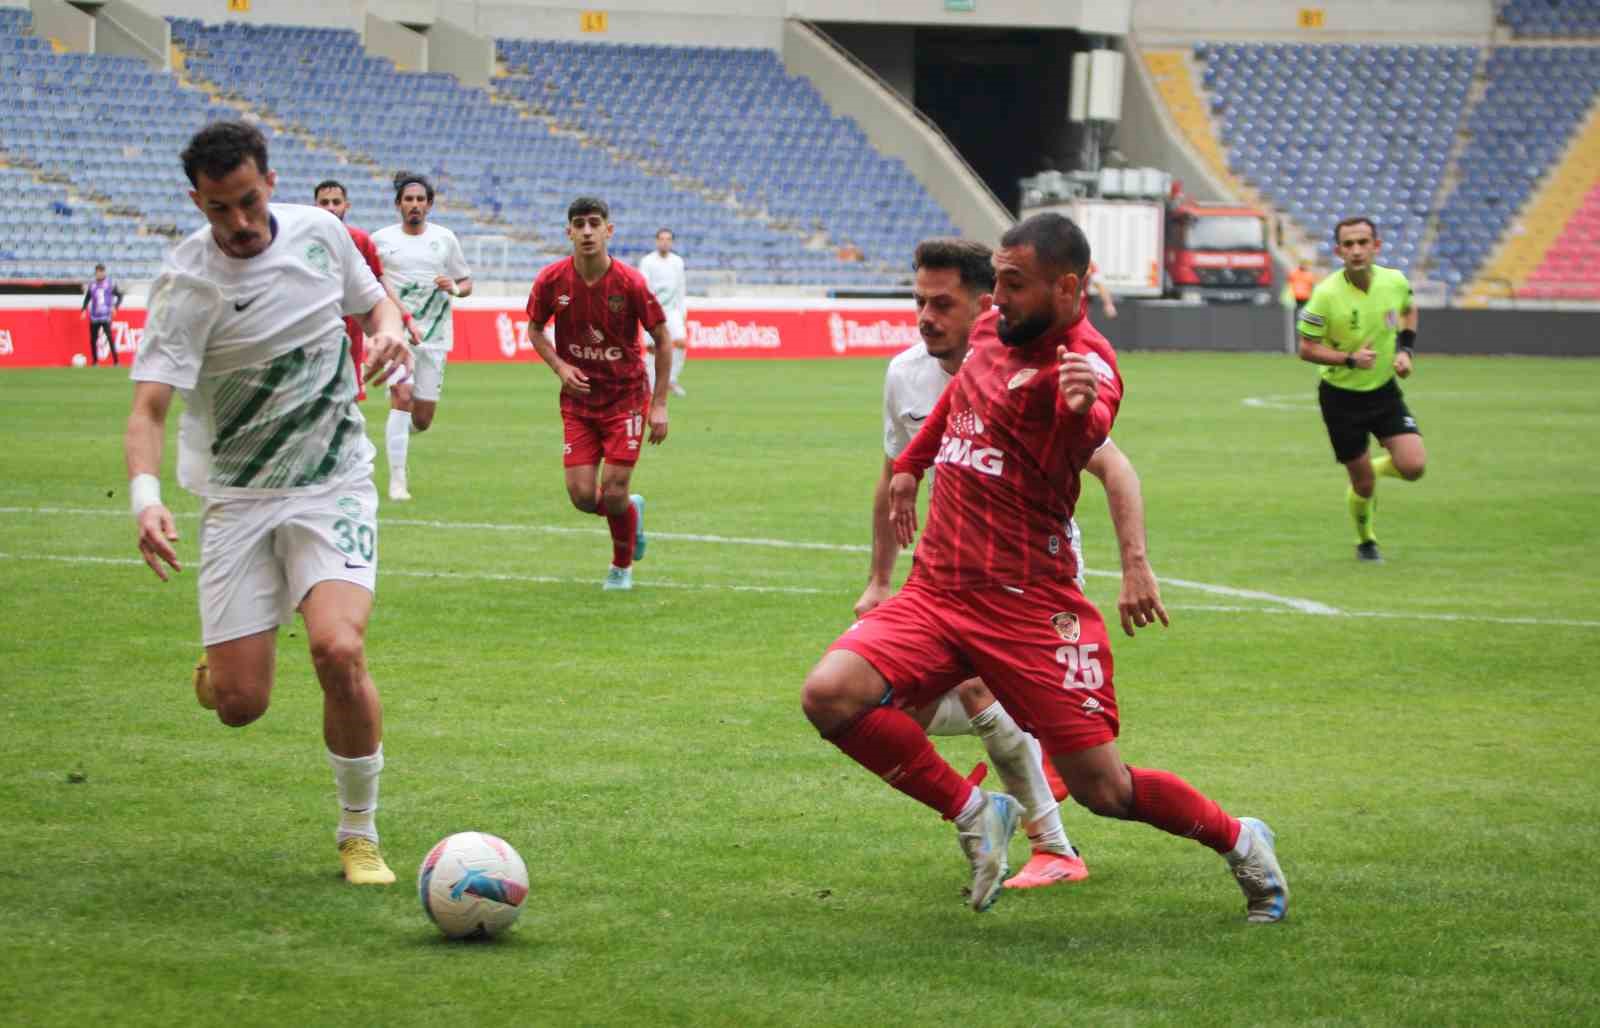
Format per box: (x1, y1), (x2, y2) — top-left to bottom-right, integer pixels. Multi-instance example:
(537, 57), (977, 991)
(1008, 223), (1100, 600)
(343, 224), (384, 346)
(527, 256), (666, 418)
(892, 307), (1122, 591)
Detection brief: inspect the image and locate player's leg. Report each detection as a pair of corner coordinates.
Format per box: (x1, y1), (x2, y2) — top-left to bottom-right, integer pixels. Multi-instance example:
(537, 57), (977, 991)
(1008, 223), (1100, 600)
(595, 408), (647, 587)
(385, 375), (414, 501)
(965, 580), (1286, 922)
(282, 482), (392, 884)
(87, 320), (104, 365)
(408, 348), (443, 433)
(808, 584), (1021, 911)
(101, 322), (119, 366)
(195, 496), (286, 724)
(1374, 395), (1425, 482)
(564, 463), (602, 513)
(667, 315), (688, 395)
(922, 679), (1085, 887)
(1322, 383), (1380, 558)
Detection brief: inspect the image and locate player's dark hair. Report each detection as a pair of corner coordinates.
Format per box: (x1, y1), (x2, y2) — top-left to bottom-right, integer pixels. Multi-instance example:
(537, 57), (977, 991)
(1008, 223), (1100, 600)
(1333, 216), (1379, 244)
(180, 120), (269, 187)
(568, 196), (609, 223)
(393, 171), (434, 205)
(656, 227), (673, 237)
(912, 237), (995, 293)
(313, 179), (347, 200)
(999, 212), (1091, 278)
(94, 263), (105, 271)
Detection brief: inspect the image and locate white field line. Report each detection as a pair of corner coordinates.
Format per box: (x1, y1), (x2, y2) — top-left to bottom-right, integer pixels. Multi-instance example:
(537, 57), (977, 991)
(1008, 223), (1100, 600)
(0, 505), (1340, 613)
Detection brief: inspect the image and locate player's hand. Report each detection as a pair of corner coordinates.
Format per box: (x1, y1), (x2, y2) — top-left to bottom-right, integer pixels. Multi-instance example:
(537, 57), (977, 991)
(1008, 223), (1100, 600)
(136, 504), (181, 581)
(1353, 343), (1377, 370)
(433, 275), (456, 293)
(854, 579), (892, 619)
(405, 320), (425, 348)
(363, 331), (414, 385)
(1394, 348), (1413, 378)
(1058, 346), (1098, 414)
(1117, 559), (1169, 637)
(557, 363), (591, 395)
(1103, 301), (1118, 320)
(647, 399), (669, 445)
(888, 472), (919, 547)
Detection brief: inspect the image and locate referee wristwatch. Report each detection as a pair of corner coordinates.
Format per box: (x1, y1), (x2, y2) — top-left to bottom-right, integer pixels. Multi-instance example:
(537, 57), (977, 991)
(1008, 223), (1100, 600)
(1343, 354), (1357, 369)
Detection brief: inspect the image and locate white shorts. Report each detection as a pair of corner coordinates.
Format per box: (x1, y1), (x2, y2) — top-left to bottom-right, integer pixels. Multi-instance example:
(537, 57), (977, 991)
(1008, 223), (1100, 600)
(387, 347), (447, 402)
(664, 311), (687, 343)
(197, 479), (379, 646)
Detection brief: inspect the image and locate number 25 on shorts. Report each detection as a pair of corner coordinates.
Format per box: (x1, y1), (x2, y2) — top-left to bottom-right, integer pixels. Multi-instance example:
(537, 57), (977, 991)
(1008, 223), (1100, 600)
(1057, 643), (1105, 689)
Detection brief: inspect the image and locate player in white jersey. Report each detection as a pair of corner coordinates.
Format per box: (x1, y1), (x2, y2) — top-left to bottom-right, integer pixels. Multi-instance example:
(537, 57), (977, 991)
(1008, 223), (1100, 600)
(371, 172), (473, 501)
(855, 238), (1169, 890)
(638, 228), (688, 396)
(125, 123), (413, 885)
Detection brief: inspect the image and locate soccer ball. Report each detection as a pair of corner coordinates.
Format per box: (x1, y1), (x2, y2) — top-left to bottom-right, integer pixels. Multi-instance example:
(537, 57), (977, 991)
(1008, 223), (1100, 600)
(70, 353), (87, 368)
(417, 832), (529, 939)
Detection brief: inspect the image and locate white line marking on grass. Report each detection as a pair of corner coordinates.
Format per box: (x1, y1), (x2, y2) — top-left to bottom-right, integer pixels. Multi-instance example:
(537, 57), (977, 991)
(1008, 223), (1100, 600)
(5, 551), (1596, 630)
(0, 552), (830, 596)
(1242, 393), (1319, 412)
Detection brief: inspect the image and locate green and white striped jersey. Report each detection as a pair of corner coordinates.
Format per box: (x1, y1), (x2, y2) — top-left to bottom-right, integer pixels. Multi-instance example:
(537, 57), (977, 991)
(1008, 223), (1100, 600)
(371, 222), (470, 352)
(131, 203), (386, 498)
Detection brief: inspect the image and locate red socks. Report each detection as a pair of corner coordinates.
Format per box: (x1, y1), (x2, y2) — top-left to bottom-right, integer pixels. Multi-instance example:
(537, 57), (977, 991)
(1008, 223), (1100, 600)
(826, 707), (973, 820)
(1127, 766), (1241, 853)
(599, 503), (637, 568)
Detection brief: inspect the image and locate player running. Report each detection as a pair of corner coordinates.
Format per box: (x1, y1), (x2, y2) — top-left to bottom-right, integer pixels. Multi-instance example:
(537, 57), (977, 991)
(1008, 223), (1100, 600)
(803, 212), (1287, 921)
(372, 172), (472, 501)
(526, 197), (674, 591)
(1297, 216), (1425, 562)
(313, 179), (422, 402)
(859, 237), (1168, 891)
(126, 121), (412, 885)
(639, 227), (689, 396)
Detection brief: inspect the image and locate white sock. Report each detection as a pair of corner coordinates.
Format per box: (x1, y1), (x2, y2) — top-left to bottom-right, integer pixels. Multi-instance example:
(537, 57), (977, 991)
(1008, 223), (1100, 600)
(1227, 822), (1255, 862)
(969, 701), (1069, 852)
(328, 744), (383, 844)
(669, 345), (686, 384)
(951, 787), (985, 831)
(1020, 735), (1073, 856)
(386, 410), (411, 482)
(924, 691), (974, 737)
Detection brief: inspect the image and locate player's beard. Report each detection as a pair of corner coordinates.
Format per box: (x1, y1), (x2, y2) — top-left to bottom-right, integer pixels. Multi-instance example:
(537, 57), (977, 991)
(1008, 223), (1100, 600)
(995, 309), (1053, 346)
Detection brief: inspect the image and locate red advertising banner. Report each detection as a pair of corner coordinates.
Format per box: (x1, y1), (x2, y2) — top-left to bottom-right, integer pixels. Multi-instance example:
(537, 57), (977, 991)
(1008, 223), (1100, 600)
(0, 304), (917, 367)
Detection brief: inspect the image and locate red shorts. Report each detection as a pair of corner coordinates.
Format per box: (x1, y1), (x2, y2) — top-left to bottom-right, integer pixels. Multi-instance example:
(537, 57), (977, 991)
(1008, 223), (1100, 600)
(829, 572), (1120, 757)
(562, 405), (646, 468)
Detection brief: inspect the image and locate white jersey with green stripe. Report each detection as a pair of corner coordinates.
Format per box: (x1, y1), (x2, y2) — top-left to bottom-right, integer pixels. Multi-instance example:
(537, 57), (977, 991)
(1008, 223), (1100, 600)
(131, 203), (386, 499)
(372, 222), (470, 352)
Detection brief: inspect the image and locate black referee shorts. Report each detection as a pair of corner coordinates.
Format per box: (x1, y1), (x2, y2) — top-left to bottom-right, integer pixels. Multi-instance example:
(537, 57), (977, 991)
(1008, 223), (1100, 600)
(1318, 378), (1420, 464)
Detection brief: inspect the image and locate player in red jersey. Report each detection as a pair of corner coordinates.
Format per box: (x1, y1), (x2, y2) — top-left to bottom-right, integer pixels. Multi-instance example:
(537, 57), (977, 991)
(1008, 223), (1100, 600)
(314, 179), (420, 401)
(526, 197), (673, 591)
(801, 213), (1288, 922)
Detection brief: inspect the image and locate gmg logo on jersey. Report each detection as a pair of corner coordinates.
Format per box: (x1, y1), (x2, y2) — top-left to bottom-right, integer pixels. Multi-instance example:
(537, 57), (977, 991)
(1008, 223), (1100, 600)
(934, 407), (1004, 477)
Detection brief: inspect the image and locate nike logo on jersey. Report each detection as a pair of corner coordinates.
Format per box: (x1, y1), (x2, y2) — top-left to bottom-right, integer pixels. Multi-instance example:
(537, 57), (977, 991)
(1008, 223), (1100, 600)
(344, 561), (369, 570)
(234, 295), (262, 311)
(1008, 368), (1038, 390)
(907, 411), (929, 423)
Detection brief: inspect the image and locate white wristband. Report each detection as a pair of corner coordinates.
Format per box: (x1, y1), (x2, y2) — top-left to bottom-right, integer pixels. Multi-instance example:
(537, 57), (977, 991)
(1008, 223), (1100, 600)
(130, 473), (161, 517)
(449, 283), (461, 297)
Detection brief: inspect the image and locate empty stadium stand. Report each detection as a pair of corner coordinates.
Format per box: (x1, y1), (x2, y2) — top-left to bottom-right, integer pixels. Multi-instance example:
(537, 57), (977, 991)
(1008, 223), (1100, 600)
(1500, 0), (1600, 38)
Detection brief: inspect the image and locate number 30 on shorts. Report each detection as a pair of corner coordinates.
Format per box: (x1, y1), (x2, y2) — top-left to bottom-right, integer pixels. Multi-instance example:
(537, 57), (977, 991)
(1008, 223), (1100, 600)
(1056, 643), (1105, 690)
(333, 518), (375, 562)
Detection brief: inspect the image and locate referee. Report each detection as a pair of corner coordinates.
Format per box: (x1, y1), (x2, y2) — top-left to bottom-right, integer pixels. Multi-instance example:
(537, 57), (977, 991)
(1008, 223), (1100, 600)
(1296, 216), (1426, 562)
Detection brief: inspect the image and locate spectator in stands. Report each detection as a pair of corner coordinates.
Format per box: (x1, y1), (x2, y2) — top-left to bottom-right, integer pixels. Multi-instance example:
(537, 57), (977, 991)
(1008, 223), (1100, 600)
(838, 242), (865, 263)
(1288, 262), (1317, 316)
(639, 228), (689, 397)
(80, 264), (123, 366)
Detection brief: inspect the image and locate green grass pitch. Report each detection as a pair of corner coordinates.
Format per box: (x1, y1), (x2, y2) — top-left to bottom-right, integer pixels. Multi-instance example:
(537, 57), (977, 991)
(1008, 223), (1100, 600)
(1, 351), (1596, 1025)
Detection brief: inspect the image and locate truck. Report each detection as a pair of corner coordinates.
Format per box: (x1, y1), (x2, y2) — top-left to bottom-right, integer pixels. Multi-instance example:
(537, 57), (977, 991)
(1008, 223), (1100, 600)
(1163, 199), (1274, 304)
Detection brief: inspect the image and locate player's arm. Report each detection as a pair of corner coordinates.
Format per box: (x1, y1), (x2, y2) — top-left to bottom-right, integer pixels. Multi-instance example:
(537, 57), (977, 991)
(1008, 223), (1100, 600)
(355, 297), (414, 384)
(80, 289), (89, 314)
(113, 285), (124, 309)
(645, 320), (672, 444)
(856, 455), (899, 617)
(1084, 440), (1168, 636)
(888, 383), (955, 546)
(437, 234), (473, 297)
(124, 381), (181, 581)
(1093, 270), (1117, 319)
(1395, 289), (1418, 378)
